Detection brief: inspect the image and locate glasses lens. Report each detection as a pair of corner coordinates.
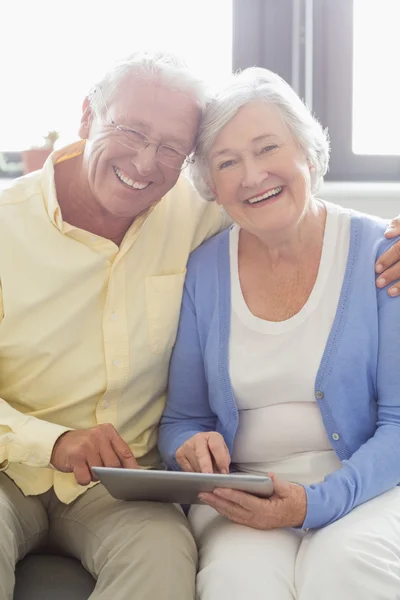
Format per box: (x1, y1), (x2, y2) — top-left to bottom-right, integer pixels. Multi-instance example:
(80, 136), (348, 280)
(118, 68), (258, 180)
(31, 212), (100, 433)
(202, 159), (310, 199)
(116, 126), (147, 150)
(158, 145), (187, 170)
(114, 126), (190, 171)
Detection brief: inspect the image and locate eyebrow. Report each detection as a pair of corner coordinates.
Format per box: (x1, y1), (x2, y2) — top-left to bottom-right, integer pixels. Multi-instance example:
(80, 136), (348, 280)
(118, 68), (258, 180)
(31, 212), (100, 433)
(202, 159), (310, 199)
(211, 133), (277, 159)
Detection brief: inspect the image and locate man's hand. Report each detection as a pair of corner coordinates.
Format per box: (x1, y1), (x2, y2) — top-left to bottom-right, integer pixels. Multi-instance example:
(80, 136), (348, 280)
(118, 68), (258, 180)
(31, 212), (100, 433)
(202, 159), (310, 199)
(175, 432), (231, 474)
(199, 472), (307, 530)
(50, 424), (139, 486)
(375, 216), (400, 296)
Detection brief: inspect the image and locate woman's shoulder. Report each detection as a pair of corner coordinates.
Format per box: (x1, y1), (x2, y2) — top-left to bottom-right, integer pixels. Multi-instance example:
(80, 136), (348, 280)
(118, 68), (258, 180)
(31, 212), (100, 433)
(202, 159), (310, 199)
(349, 208), (398, 257)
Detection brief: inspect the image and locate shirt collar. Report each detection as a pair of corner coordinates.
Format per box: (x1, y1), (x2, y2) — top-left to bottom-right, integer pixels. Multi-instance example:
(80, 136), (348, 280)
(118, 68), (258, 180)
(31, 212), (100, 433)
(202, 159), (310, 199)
(39, 139), (161, 244)
(40, 140), (86, 231)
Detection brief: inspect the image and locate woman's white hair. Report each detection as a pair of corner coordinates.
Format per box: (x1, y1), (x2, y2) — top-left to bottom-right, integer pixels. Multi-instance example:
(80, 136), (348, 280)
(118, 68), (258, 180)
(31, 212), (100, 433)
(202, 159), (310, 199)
(88, 50), (210, 117)
(189, 67), (330, 200)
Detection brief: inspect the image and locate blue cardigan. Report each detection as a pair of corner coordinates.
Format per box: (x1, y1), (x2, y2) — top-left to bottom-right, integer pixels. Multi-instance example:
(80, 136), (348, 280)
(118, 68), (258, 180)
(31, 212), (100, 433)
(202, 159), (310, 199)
(159, 211), (400, 529)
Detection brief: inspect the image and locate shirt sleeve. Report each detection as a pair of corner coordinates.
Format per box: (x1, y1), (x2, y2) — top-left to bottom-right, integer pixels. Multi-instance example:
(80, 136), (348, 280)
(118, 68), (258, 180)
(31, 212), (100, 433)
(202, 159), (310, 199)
(0, 401), (72, 470)
(0, 282), (3, 322)
(0, 282), (71, 470)
(303, 245), (400, 529)
(158, 277), (217, 470)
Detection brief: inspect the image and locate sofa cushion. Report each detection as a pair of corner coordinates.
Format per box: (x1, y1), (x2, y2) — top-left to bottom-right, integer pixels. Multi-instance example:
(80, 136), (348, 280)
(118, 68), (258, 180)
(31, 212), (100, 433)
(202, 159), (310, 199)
(14, 554), (95, 600)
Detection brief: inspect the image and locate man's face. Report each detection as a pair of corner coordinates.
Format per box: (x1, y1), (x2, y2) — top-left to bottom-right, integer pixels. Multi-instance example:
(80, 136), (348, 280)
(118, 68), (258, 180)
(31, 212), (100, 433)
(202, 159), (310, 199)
(79, 76), (201, 220)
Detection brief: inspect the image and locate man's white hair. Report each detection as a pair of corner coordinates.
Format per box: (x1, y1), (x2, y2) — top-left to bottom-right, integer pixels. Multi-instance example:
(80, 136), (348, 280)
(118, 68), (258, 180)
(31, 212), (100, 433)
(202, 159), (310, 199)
(88, 50), (210, 117)
(189, 67), (330, 201)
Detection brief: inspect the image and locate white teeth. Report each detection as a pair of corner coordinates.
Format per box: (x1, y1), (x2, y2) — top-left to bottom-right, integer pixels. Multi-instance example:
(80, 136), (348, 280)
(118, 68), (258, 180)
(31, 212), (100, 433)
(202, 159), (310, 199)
(248, 186), (283, 204)
(114, 167), (150, 190)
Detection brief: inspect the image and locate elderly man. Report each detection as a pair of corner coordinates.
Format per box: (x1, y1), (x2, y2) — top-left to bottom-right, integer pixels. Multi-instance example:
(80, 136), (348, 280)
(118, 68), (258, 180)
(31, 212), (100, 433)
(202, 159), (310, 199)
(0, 52), (227, 600)
(0, 51), (400, 600)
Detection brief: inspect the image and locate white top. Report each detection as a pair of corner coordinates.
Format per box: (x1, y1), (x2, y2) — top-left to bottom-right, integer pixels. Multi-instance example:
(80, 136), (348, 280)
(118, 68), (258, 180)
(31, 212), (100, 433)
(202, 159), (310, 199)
(229, 201), (351, 485)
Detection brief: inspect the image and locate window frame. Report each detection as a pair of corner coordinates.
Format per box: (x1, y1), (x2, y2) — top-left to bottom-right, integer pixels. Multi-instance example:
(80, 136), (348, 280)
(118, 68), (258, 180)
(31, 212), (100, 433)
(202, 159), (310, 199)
(313, 0), (400, 181)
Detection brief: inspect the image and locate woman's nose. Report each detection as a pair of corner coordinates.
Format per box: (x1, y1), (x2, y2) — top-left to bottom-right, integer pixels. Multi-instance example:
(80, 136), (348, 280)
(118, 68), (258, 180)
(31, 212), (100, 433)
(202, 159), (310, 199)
(241, 158), (269, 189)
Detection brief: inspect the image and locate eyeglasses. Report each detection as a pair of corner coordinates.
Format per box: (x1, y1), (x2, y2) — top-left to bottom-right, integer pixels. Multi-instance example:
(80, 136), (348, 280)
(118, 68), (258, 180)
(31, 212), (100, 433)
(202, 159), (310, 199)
(95, 87), (195, 171)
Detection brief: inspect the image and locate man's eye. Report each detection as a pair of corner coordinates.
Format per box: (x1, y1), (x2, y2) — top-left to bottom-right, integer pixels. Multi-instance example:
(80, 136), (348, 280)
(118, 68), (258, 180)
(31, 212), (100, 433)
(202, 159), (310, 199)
(159, 145), (181, 158)
(127, 130), (147, 144)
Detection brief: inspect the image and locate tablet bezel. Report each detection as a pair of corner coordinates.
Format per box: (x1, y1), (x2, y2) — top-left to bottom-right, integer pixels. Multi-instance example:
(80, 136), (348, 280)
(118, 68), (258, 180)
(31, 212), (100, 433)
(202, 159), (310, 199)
(92, 467), (274, 504)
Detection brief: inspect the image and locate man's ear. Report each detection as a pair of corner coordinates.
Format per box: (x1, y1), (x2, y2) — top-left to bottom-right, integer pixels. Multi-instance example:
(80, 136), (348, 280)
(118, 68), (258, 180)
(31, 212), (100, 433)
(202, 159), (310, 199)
(78, 98), (93, 140)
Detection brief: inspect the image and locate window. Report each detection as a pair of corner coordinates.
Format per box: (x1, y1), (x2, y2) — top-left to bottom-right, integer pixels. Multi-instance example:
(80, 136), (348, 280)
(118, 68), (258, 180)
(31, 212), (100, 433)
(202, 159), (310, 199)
(313, 0), (400, 180)
(0, 0), (232, 151)
(233, 0), (400, 182)
(352, 0), (400, 156)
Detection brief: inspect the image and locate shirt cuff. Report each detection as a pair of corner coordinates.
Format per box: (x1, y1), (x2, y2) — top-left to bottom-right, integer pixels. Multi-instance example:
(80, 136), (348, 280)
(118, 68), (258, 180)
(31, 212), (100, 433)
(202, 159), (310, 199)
(7, 418), (72, 468)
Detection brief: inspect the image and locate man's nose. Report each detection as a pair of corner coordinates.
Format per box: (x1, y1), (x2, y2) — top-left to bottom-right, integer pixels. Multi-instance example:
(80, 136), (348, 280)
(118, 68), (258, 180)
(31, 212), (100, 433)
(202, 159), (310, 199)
(130, 143), (158, 176)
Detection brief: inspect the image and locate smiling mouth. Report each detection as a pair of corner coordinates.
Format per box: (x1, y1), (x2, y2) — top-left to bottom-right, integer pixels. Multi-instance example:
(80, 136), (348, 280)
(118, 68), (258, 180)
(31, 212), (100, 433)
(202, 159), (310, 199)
(246, 186), (283, 204)
(113, 166), (152, 190)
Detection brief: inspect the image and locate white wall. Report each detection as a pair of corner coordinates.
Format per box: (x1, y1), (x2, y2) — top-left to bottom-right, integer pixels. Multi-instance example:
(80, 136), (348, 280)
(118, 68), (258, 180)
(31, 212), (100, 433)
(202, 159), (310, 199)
(320, 182), (400, 220)
(1, 179), (399, 220)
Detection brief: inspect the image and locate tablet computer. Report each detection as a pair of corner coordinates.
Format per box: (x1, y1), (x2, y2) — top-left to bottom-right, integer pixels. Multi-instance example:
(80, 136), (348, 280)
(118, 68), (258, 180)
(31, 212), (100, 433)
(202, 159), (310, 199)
(92, 467), (274, 505)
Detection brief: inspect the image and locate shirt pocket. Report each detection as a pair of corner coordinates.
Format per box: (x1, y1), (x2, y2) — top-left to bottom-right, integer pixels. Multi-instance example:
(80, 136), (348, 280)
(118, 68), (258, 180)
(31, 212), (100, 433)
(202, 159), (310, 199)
(145, 270), (187, 355)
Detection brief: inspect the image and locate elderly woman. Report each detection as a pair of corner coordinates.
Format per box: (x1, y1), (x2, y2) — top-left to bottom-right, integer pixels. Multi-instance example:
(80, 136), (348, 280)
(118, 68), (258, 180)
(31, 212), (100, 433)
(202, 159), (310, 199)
(158, 67), (400, 600)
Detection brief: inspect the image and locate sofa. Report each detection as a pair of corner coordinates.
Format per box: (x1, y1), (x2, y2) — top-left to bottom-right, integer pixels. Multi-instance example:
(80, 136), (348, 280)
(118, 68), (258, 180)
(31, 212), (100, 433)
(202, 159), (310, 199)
(14, 554), (95, 600)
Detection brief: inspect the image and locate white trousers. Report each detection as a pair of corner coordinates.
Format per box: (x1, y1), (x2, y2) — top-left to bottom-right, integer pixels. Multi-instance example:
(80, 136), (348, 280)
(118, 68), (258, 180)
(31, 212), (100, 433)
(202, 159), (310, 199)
(189, 487), (400, 600)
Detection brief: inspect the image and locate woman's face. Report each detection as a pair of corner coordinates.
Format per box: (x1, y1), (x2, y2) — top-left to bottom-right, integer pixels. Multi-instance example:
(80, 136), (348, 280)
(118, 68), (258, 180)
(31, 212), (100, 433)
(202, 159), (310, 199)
(208, 100), (313, 237)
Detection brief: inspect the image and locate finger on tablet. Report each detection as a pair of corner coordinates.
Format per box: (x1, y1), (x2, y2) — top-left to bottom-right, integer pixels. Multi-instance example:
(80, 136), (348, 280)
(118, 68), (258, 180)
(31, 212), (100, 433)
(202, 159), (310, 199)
(195, 437), (214, 473)
(110, 432), (139, 470)
(208, 436), (231, 474)
(73, 462), (92, 486)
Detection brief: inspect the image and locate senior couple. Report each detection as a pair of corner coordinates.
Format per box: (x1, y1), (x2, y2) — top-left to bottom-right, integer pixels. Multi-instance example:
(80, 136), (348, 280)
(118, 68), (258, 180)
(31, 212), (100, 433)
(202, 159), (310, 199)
(1, 51), (400, 600)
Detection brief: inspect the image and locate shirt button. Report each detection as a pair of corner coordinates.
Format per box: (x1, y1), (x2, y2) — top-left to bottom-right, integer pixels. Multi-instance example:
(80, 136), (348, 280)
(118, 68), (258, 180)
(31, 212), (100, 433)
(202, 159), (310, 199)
(110, 312), (117, 321)
(104, 400), (109, 409)
(332, 432), (340, 441)
(316, 391), (324, 400)
(112, 359), (121, 367)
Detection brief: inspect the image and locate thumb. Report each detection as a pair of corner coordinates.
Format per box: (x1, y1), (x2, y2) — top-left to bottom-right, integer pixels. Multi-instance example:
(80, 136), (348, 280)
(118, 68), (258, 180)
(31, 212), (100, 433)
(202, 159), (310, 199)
(267, 472), (292, 498)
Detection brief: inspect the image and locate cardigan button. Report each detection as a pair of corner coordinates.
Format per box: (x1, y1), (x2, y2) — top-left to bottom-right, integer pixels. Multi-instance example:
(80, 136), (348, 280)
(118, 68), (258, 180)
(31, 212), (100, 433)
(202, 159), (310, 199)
(332, 432), (340, 441)
(316, 390), (324, 400)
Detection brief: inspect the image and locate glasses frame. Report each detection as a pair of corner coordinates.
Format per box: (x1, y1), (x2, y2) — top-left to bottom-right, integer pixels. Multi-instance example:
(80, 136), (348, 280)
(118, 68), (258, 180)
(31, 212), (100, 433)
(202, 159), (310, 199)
(95, 87), (195, 171)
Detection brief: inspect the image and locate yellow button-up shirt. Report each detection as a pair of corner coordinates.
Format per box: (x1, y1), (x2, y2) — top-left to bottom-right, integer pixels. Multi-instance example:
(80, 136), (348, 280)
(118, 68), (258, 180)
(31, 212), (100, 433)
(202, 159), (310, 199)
(0, 141), (226, 503)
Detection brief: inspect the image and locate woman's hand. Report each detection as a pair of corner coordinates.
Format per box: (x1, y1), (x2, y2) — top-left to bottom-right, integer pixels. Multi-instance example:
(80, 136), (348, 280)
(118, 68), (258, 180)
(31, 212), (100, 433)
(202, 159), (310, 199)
(175, 431), (231, 474)
(199, 472), (307, 530)
(375, 217), (400, 296)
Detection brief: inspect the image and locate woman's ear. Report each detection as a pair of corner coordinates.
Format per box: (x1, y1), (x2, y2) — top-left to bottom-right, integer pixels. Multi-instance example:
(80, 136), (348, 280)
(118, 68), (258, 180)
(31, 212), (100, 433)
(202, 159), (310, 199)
(78, 98), (93, 140)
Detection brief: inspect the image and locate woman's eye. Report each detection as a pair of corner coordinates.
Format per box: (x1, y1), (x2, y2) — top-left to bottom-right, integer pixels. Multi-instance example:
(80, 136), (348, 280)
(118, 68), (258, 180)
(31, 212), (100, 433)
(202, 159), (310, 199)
(219, 159), (235, 170)
(260, 145), (277, 154)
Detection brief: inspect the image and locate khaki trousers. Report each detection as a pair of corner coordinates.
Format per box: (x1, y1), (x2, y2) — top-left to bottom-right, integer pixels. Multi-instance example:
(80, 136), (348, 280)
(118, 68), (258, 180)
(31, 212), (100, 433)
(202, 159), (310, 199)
(0, 472), (197, 600)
